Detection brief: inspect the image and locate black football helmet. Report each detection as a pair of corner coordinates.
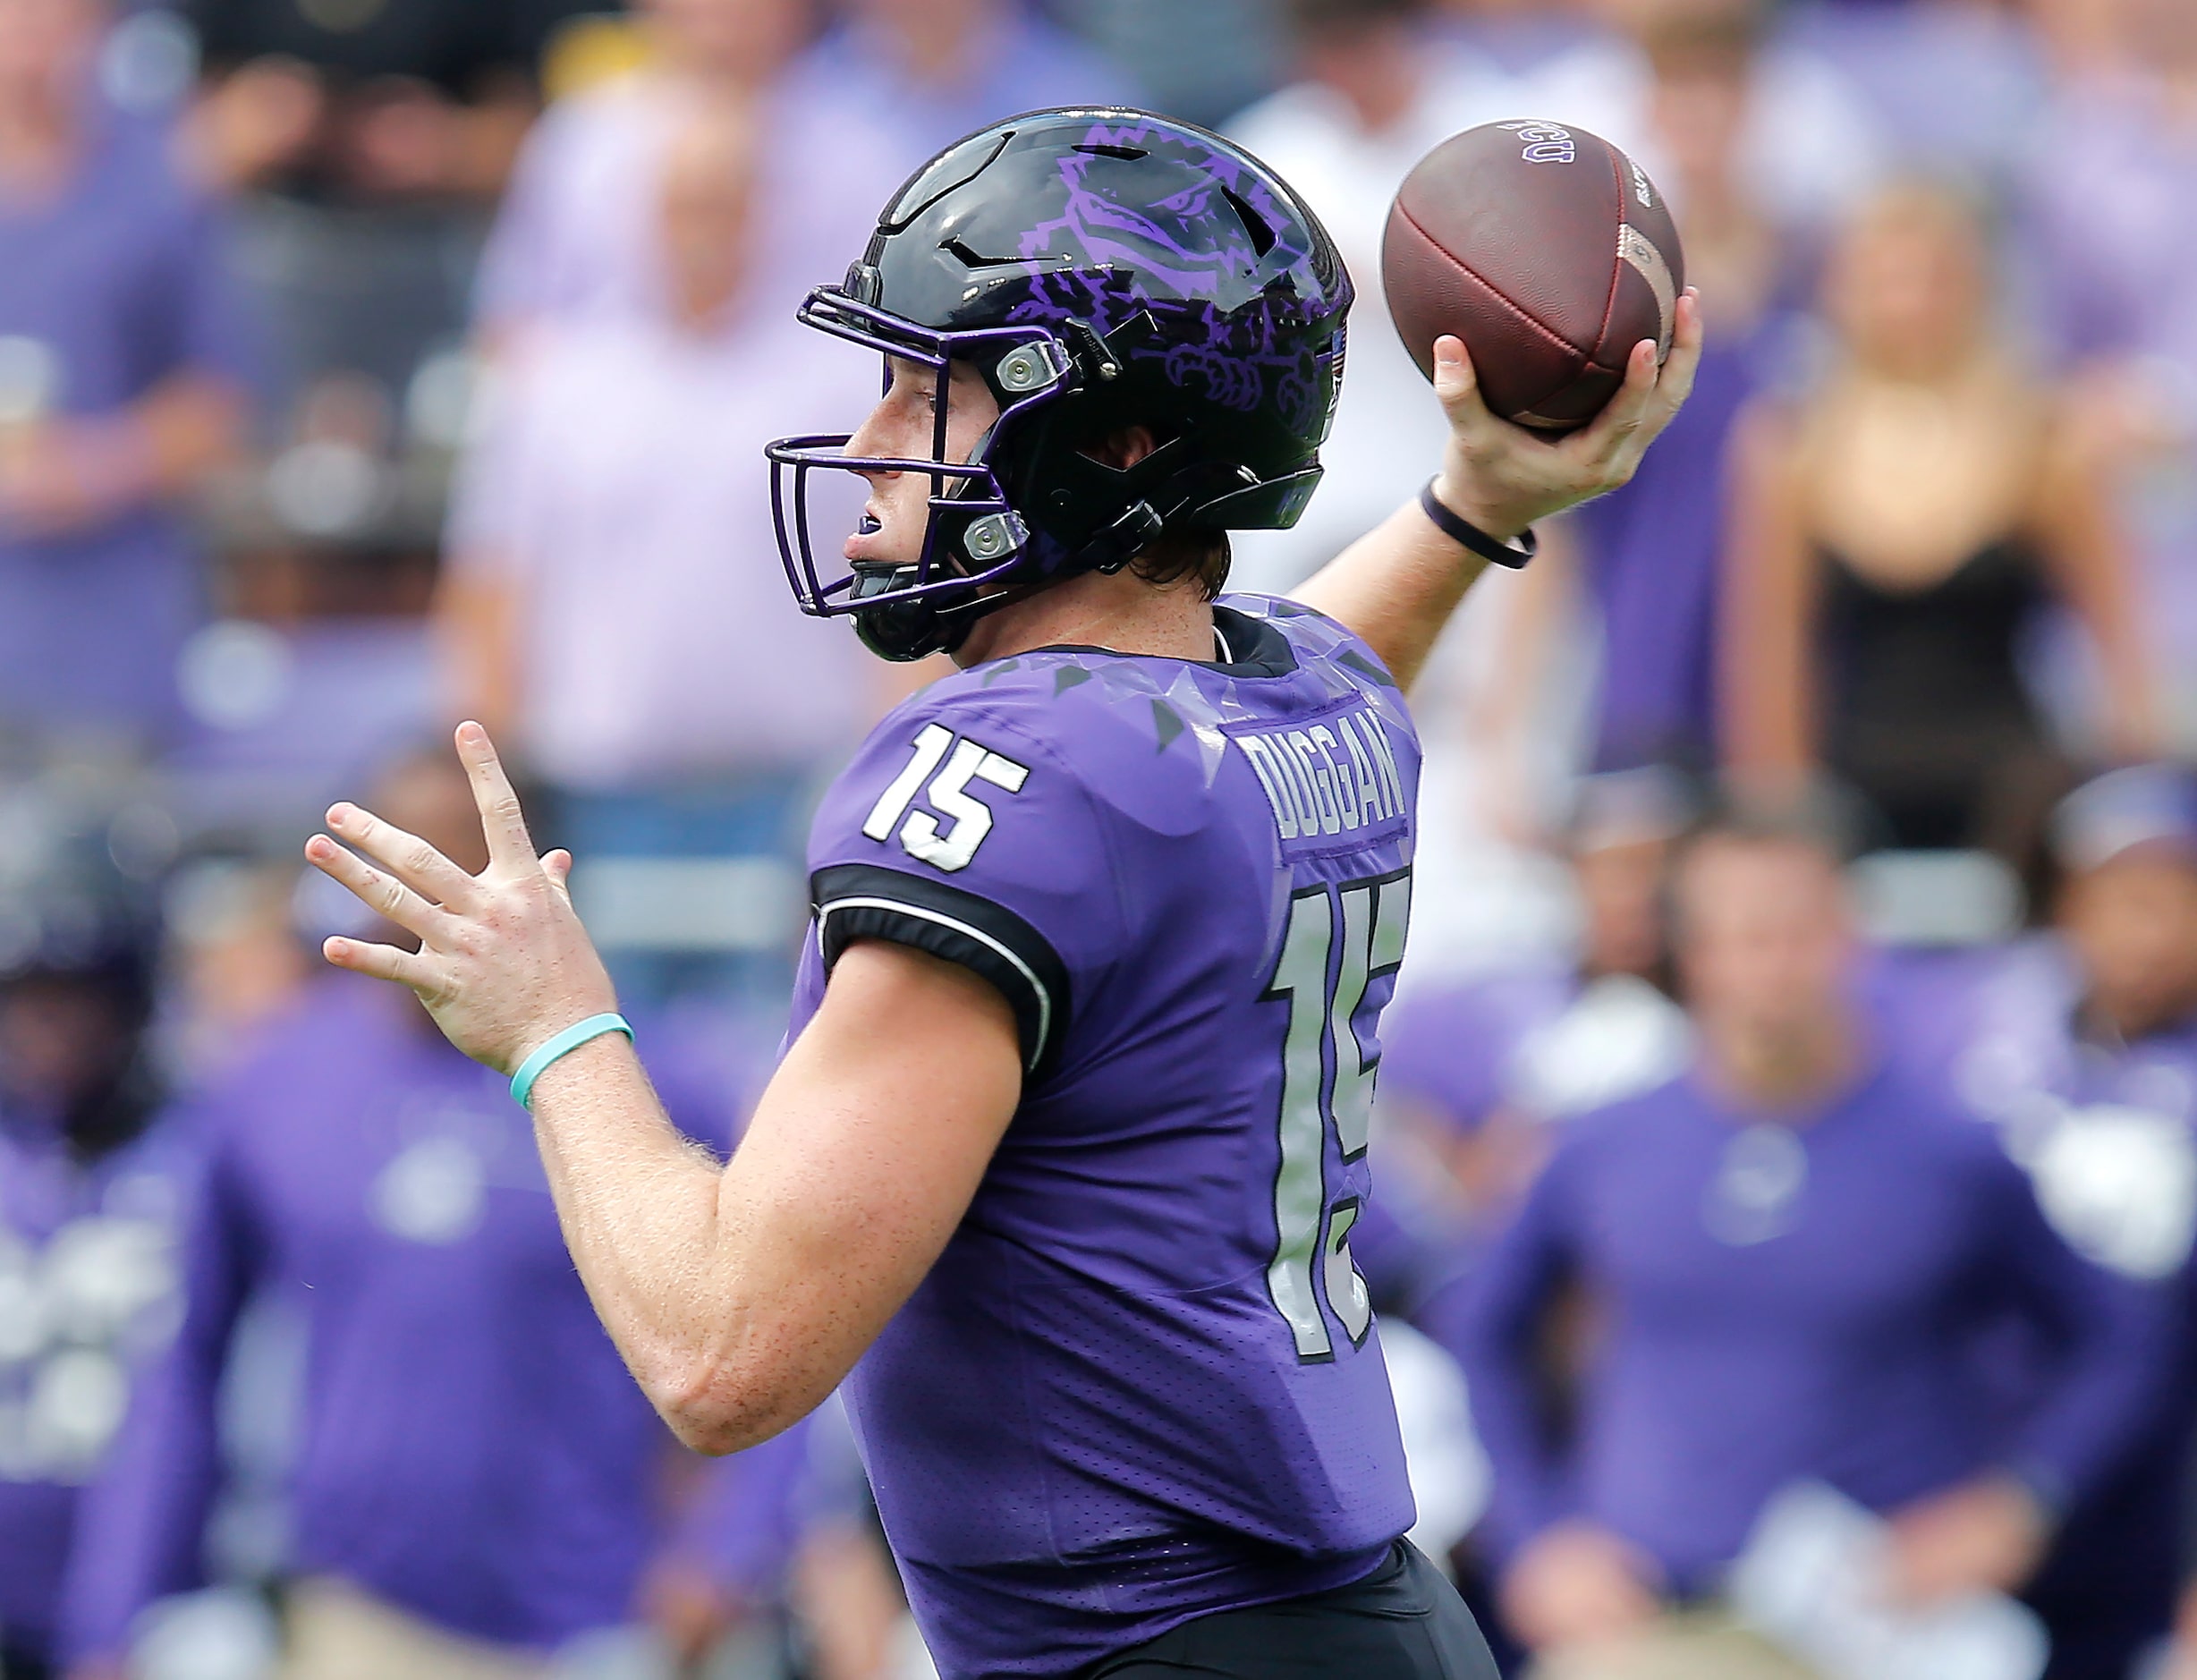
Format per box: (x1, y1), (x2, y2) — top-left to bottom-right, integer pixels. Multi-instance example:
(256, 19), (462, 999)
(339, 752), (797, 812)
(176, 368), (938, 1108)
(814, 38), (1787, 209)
(768, 107), (1354, 661)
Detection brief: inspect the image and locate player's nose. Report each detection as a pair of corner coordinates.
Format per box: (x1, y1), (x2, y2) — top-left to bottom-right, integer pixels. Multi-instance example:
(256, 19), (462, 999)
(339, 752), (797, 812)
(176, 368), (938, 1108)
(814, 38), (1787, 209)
(844, 397), (906, 477)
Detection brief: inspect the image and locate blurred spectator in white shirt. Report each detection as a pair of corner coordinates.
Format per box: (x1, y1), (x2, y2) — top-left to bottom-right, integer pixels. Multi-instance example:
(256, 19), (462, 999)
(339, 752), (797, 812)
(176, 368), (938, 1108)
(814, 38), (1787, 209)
(442, 99), (885, 1010)
(473, 0), (846, 343)
(1227, 0), (1518, 593)
(2019, 0), (2197, 746)
(782, 0), (1145, 162)
(1519, 0), (1888, 252)
(1228, 1), (1574, 975)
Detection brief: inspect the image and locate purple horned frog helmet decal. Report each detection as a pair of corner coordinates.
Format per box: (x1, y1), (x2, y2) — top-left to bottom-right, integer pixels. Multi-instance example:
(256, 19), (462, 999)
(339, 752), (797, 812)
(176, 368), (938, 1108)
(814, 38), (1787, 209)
(1019, 120), (1319, 301)
(1005, 122), (1336, 428)
(765, 107), (1353, 664)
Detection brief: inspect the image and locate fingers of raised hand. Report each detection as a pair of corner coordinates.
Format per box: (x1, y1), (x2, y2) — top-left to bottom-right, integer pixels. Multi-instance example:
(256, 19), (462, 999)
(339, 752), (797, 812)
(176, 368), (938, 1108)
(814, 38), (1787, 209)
(322, 934), (440, 994)
(1567, 307), (1702, 490)
(325, 802), (476, 909)
(306, 834), (443, 939)
(454, 721), (538, 873)
(1599, 341), (1662, 439)
(1649, 289), (1705, 421)
(1431, 335), (1495, 425)
(1548, 343), (1656, 492)
(540, 848), (575, 905)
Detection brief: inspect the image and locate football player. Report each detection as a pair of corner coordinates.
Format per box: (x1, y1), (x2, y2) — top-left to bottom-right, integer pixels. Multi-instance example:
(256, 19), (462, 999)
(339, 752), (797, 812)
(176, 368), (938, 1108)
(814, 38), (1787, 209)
(302, 109), (1699, 1679)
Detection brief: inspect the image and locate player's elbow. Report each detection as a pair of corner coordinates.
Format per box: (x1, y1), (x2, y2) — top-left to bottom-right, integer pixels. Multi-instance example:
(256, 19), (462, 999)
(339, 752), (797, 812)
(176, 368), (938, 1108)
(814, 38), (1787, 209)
(663, 1406), (756, 1458)
(649, 1350), (791, 1457)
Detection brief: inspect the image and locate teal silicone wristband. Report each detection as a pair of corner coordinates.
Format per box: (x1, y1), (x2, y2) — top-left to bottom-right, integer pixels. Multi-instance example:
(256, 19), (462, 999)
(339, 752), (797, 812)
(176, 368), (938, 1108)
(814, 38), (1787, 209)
(510, 1013), (632, 1109)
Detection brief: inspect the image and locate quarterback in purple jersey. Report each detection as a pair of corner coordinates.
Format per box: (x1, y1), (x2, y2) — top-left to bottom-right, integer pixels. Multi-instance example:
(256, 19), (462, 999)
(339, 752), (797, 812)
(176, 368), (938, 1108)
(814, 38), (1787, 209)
(299, 109), (1699, 1678)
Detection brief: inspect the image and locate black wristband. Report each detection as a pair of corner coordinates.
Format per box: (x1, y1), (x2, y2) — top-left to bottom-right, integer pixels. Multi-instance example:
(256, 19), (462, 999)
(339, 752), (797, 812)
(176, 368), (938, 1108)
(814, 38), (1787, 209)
(1418, 479), (1537, 569)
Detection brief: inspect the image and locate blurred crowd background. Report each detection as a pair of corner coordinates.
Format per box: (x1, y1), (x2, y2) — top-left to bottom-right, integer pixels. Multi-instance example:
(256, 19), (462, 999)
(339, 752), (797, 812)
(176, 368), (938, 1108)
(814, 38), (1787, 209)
(5, 0), (2197, 1676)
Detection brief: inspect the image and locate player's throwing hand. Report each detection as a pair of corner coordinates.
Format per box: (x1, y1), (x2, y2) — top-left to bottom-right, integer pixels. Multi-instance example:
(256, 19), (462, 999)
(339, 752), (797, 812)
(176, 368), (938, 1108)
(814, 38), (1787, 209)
(1428, 288), (1704, 543)
(303, 720), (615, 1075)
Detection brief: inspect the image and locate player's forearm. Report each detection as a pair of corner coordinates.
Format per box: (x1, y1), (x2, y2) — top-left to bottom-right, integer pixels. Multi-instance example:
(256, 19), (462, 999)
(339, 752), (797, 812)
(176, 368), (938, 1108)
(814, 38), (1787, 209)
(1293, 496), (1490, 693)
(524, 1037), (791, 1452)
(522, 1003), (983, 1460)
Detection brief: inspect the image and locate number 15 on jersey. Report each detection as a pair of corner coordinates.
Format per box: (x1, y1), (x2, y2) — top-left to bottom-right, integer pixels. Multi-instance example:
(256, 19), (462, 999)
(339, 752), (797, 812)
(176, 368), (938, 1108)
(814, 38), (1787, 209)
(1263, 872), (1411, 1362)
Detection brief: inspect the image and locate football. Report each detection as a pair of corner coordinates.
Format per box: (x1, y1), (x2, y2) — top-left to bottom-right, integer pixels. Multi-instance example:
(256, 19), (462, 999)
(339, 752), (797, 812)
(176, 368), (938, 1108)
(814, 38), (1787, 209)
(1381, 120), (1685, 431)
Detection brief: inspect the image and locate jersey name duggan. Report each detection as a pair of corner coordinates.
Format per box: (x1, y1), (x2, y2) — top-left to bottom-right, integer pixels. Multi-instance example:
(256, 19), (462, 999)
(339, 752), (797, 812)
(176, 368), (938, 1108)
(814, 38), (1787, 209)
(1232, 703), (1406, 845)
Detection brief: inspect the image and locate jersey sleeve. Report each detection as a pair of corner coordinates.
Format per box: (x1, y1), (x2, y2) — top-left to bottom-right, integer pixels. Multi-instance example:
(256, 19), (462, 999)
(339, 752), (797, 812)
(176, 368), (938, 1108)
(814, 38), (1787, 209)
(806, 690), (1132, 1075)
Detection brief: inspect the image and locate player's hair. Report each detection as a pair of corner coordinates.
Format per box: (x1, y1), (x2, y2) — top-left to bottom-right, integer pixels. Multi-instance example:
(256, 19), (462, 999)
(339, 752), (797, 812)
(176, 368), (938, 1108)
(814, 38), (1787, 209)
(1131, 530), (1232, 599)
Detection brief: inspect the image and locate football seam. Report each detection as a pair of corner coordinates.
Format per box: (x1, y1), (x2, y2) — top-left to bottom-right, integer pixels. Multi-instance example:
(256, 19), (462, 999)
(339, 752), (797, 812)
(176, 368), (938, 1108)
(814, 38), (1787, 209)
(1393, 201), (1590, 361)
(1589, 143), (1626, 362)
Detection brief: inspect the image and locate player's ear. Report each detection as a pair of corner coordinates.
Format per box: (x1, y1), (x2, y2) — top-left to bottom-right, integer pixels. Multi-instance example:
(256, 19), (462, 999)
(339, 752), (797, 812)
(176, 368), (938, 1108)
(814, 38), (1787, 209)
(1082, 424), (1159, 471)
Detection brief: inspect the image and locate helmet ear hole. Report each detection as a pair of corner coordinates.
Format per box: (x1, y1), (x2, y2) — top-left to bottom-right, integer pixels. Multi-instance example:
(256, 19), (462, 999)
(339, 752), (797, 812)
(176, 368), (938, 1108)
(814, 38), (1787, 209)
(1079, 424), (1162, 473)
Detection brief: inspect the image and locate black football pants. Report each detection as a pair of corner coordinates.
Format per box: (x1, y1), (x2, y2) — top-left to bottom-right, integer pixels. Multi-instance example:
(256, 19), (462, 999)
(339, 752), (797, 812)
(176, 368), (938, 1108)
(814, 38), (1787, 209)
(1082, 1541), (1503, 1680)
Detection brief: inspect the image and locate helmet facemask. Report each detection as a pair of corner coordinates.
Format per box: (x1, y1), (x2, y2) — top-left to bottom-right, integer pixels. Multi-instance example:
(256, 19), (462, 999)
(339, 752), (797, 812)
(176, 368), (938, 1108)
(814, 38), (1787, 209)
(768, 280), (1081, 662)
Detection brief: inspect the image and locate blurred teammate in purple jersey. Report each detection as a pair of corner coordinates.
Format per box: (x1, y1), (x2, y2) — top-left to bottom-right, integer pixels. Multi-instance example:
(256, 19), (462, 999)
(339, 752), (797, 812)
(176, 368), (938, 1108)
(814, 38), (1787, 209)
(0, 868), (174, 1680)
(62, 751), (742, 1680)
(296, 108), (1700, 1679)
(1893, 766), (2197, 1680)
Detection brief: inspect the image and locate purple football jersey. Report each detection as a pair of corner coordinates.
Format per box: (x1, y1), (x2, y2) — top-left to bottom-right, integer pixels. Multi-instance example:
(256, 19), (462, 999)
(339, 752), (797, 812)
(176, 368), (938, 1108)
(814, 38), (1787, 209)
(789, 597), (1422, 1676)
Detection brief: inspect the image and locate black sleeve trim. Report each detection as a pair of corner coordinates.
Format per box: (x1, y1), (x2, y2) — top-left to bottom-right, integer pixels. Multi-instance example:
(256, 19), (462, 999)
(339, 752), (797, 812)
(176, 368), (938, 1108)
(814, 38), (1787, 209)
(810, 863), (1071, 1073)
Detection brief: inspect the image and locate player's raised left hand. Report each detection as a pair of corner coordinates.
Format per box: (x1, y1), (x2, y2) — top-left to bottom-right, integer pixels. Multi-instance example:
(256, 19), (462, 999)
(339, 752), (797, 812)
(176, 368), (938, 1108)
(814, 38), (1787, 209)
(304, 721), (616, 1075)
(1430, 287), (1703, 542)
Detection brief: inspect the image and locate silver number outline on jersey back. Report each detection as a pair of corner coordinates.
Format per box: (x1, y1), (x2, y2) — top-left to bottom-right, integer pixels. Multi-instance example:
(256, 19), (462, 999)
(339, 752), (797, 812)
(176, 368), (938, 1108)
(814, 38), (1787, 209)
(1261, 870), (1412, 1362)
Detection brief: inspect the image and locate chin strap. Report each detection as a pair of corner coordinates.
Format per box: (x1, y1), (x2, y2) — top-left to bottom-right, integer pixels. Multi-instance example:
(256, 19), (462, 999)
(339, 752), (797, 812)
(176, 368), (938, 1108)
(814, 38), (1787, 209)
(1077, 500), (1165, 575)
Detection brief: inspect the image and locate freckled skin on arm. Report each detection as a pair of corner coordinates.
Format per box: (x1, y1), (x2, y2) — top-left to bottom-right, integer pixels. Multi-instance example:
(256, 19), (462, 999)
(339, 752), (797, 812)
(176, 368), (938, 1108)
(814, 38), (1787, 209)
(525, 938), (1021, 1452)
